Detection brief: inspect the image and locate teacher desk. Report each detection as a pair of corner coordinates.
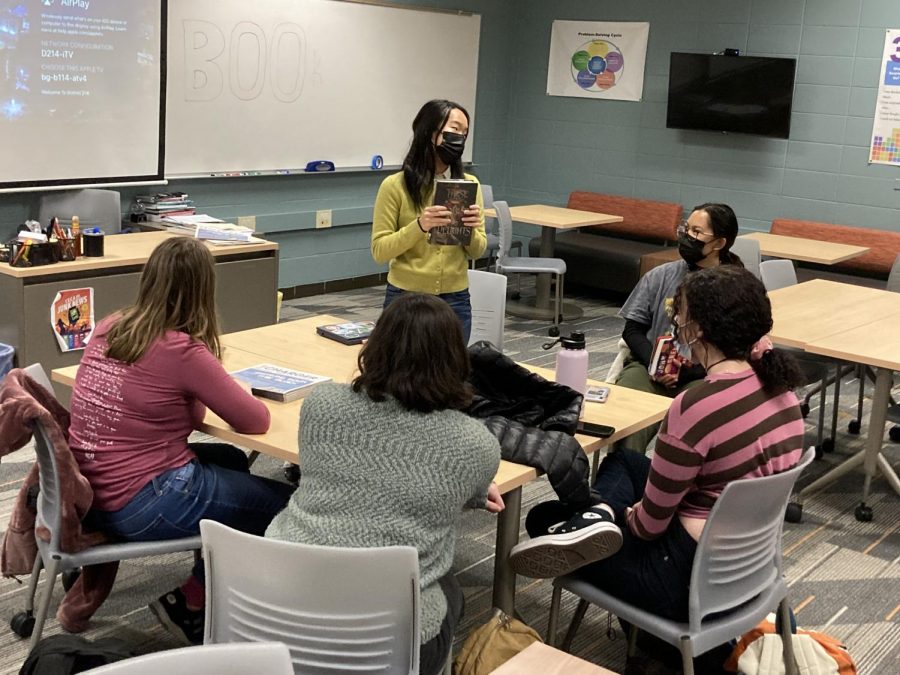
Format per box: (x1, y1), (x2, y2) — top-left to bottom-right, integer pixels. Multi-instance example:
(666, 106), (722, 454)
(2, 231), (278, 400)
(53, 314), (671, 615)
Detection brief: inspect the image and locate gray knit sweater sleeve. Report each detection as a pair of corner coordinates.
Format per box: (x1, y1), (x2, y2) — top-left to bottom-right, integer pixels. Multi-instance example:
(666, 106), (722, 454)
(265, 383), (501, 643)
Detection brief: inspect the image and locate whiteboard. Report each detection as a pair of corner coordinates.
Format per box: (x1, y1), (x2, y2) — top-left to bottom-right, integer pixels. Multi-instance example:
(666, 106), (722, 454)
(165, 0), (481, 176)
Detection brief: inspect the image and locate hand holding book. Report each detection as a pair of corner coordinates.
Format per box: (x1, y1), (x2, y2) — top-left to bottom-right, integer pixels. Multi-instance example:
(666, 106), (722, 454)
(428, 179), (480, 246)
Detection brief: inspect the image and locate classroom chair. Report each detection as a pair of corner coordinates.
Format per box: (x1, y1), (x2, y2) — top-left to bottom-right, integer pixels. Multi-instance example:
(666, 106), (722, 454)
(493, 200), (567, 337)
(546, 448), (815, 675)
(82, 642), (293, 674)
(38, 189), (123, 234)
(8, 403), (201, 650)
(200, 520), (428, 674)
(468, 269), (507, 350)
(730, 236), (761, 279)
(470, 184), (522, 270)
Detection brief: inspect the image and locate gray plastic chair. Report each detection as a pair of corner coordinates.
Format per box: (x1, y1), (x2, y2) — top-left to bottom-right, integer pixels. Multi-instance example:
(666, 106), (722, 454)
(468, 269), (507, 350)
(884, 254), (900, 433)
(15, 417), (201, 649)
(83, 642), (293, 674)
(471, 184), (522, 270)
(887, 253), (900, 293)
(493, 201), (567, 336)
(759, 259), (797, 291)
(201, 520), (422, 674)
(546, 448), (815, 675)
(38, 189), (123, 234)
(731, 236), (761, 280)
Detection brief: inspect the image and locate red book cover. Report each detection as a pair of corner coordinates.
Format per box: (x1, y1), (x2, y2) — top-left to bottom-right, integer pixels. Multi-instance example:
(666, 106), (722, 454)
(648, 335), (683, 379)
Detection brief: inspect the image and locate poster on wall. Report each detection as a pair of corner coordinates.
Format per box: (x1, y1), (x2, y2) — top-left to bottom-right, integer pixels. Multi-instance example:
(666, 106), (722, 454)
(869, 29), (900, 166)
(547, 21), (649, 102)
(51, 288), (95, 353)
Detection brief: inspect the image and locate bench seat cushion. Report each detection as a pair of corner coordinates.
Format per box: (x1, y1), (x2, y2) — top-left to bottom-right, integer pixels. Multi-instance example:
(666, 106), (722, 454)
(567, 192), (682, 241)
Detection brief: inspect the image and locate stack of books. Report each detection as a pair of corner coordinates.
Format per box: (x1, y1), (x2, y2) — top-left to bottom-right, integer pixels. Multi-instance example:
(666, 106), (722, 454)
(134, 193), (196, 222)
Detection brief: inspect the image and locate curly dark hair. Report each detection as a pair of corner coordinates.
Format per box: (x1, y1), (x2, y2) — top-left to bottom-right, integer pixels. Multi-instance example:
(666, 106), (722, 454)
(691, 202), (743, 267)
(352, 293), (472, 412)
(673, 266), (804, 394)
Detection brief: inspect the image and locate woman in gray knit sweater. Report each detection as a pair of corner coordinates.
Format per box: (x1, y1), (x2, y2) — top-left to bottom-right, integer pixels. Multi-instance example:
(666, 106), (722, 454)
(266, 293), (503, 675)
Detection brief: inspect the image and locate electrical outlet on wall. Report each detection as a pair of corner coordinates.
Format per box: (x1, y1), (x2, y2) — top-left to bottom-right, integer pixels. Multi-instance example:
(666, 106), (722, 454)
(316, 209), (332, 228)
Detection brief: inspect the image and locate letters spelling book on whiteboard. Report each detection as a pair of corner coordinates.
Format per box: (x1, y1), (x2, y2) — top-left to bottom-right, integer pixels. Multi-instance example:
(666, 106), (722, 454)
(231, 364), (331, 403)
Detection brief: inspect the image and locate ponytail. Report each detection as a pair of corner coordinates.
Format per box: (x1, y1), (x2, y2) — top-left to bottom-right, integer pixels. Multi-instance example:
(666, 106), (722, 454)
(750, 347), (806, 395)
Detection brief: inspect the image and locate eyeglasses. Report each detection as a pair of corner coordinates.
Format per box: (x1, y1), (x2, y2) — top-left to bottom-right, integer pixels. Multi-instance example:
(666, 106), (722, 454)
(677, 220), (714, 240)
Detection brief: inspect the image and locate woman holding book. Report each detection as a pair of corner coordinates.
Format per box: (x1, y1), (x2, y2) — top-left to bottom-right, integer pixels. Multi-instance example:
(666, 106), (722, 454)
(614, 202), (743, 453)
(370, 99), (487, 342)
(508, 265), (805, 624)
(266, 293), (503, 675)
(68, 236), (294, 645)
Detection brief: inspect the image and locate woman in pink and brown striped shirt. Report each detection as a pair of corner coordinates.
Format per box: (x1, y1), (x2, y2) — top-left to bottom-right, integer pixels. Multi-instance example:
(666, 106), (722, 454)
(509, 266), (806, 621)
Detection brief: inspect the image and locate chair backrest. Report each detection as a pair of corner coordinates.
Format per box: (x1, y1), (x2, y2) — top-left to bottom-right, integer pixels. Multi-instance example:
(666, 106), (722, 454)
(759, 259), (797, 292)
(23, 363), (54, 396)
(687, 448), (814, 633)
(481, 183), (497, 236)
(730, 237), (761, 280)
(888, 253), (900, 293)
(83, 642), (293, 674)
(467, 269), (507, 350)
(200, 520), (421, 674)
(38, 189), (123, 234)
(493, 200), (514, 263)
(32, 419), (65, 553)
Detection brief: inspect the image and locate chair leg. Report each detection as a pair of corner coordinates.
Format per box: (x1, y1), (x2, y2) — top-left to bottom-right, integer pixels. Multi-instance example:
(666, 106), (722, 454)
(560, 599), (590, 652)
(443, 652), (453, 674)
(29, 557), (60, 650)
(547, 585), (562, 647)
(24, 554), (44, 613)
(679, 637), (694, 675)
(778, 598), (799, 675)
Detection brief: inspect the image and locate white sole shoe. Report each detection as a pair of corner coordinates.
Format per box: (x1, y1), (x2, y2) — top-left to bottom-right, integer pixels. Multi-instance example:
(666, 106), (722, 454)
(508, 521), (623, 579)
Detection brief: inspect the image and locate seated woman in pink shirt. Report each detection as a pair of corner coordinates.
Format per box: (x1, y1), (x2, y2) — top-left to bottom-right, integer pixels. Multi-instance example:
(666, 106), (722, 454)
(69, 236), (294, 645)
(508, 265), (805, 622)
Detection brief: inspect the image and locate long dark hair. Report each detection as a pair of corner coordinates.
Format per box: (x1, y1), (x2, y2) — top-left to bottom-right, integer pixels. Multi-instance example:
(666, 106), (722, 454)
(352, 293), (472, 413)
(402, 99), (469, 211)
(692, 202), (743, 267)
(673, 266), (804, 394)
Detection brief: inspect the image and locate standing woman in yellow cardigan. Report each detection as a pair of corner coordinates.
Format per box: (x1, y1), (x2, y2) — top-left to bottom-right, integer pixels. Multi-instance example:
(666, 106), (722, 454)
(371, 99), (487, 342)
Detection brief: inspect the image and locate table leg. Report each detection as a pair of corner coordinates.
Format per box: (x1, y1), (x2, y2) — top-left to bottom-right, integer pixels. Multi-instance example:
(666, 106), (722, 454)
(535, 227), (556, 309)
(492, 486), (522, 615)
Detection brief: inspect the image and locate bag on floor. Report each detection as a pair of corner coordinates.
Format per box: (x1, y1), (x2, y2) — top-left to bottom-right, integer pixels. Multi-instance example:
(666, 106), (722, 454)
(19, 634), (135, 675)
(725, 617), (856, 675)
(454, 607), (542, 675)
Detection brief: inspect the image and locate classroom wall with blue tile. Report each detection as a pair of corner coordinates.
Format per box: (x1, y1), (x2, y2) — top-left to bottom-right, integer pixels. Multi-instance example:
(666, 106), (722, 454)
(2, 0), (899, 289)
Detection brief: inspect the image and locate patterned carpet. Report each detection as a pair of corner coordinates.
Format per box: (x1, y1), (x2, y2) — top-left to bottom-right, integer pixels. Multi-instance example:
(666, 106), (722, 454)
(0, 278), (897, 673)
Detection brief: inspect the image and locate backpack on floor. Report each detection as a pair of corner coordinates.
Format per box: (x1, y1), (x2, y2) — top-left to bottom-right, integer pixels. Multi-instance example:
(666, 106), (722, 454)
(19, 634), (135, 675)
(725, 617), (856, 675)
(454, 608), (542, 675)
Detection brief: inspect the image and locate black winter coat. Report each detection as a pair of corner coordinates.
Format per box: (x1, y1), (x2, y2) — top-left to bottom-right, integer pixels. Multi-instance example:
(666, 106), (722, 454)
(466, 342), (591, 507)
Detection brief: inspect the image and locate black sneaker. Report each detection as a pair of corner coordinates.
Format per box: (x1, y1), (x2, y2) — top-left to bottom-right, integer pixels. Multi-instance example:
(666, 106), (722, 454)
(149, 588), (204, 645)
(508, 506), (623, 579)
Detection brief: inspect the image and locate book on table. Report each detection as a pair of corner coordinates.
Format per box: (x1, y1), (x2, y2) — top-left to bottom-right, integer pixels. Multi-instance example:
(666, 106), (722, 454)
(428, 179), (477, 246)
(648, 334), (684, 379)
(316, 321), (376, 345)
(231, 364), (331, 402)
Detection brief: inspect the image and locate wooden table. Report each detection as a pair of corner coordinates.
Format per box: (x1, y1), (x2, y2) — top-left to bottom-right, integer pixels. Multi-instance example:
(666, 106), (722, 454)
(490, 642), (618, 674)
(767, 280), (900, 518)
(738, 232), (869, 265)
(1, 231), (278, 402)
(483, 205), (623, 321)
(52, 315), (671, 616)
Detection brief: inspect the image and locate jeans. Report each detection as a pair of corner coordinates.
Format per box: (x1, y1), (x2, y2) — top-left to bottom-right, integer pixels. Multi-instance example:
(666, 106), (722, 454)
(525, 450), (697, 622)
(86, 443), (295, 580)
(383, 283), (472, 344)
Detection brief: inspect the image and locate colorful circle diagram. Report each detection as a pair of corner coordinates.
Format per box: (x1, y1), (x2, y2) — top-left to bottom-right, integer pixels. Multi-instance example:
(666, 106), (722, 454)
(570, 39), (625, 92)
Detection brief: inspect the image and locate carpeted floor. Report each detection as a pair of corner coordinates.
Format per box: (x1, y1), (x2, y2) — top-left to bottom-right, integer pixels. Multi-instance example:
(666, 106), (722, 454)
(0, 278), (898, 674)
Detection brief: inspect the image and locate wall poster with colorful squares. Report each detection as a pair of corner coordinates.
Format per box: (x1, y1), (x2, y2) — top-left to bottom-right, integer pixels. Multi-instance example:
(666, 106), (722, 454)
(546, 21), (649, 102)
(869, 29), (900, 166)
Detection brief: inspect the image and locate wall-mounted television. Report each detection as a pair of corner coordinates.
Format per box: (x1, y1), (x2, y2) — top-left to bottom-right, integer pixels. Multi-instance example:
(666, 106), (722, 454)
(666, 53), (797, 139)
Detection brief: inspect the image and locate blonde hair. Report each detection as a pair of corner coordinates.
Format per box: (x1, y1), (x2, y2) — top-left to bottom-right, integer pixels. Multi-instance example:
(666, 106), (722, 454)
(105, 237), (221, 363)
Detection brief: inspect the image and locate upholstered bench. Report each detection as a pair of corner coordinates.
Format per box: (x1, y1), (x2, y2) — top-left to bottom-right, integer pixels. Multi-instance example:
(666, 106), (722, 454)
(529, 192), (682, 297)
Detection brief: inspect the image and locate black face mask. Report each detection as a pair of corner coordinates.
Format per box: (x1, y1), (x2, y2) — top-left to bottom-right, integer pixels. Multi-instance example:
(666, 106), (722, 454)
(435, 131), (466, 164)
(677, 233), (708, 266)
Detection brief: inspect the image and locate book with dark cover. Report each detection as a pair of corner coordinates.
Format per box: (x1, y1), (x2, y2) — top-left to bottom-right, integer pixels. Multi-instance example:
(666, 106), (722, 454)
(231, 364), (331, 403)
(316, 321), (376, 345)
(648, 334), (684, 379)
(428, 179), (477, 246)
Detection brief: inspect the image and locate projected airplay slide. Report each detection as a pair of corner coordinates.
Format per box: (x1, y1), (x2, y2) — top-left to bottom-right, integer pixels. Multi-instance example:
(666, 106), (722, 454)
(0, 0), (162, 188)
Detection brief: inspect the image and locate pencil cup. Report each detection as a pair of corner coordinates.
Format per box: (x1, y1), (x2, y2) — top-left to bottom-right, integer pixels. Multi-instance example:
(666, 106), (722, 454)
(82, 231), (105, 257)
